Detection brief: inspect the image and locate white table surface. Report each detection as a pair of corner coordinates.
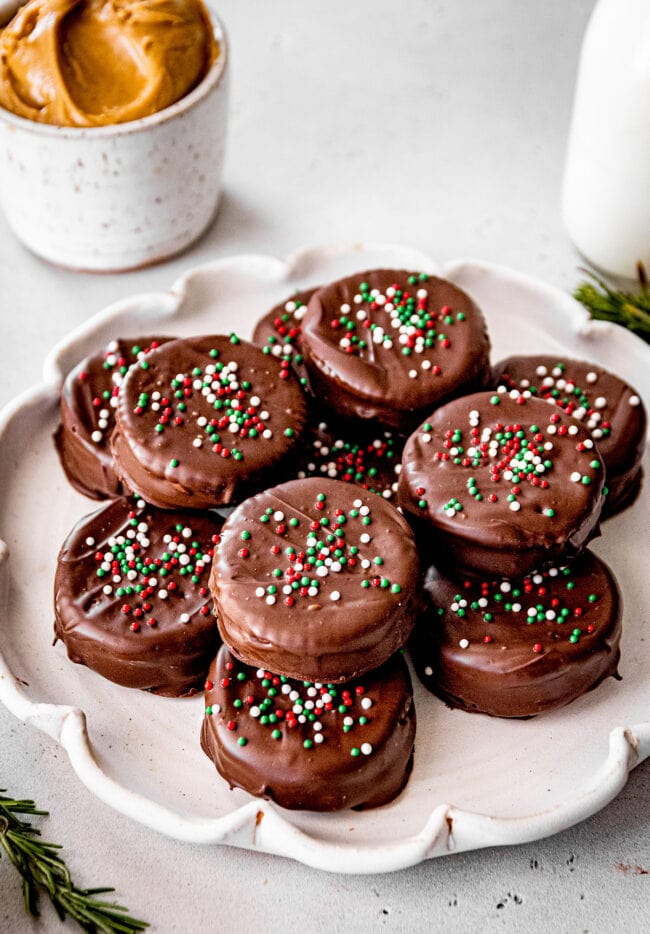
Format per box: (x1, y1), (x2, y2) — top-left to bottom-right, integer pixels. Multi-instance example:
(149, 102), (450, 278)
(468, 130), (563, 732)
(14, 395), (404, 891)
(1, 1), (649, 931)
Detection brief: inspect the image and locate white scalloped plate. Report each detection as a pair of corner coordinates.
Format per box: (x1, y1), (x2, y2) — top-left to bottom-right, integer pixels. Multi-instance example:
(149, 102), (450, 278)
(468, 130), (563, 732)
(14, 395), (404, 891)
(1, 244), (649, 874)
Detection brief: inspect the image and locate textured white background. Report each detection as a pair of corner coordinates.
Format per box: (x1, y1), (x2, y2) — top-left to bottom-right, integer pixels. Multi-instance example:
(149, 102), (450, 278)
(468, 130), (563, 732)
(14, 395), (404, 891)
(1, 0), (649, 931)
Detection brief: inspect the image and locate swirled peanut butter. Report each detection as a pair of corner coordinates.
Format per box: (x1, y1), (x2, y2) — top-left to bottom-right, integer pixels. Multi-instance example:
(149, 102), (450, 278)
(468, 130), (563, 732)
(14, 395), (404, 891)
(0, 0), (218, 126)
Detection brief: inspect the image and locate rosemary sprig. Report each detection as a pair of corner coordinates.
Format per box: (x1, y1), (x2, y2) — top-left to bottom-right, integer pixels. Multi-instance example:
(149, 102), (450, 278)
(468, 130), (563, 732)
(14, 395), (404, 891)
(0, 791), (148, 933)
(573, 261), (650, 343)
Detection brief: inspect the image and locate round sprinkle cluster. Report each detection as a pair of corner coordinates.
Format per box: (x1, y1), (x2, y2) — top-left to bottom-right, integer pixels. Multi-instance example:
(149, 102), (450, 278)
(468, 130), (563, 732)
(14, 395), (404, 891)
(328, 274), (466, 378)
(238, 493), (403, 607)
(298, 423), (402, 499)
(260, 297), (309, 386)
(78, 339), (163, 446)
(132, 339), (291, 465)
(93, 499), (216, 633)
(433, 563), (602, 656)
(497, 362), (622, 443)
(419, 399), (601, 516)
(207, 659), (375, 755)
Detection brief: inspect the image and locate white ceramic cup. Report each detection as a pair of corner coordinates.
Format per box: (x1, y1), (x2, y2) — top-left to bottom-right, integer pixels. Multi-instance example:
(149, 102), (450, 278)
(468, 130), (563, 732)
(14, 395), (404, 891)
(0, 7), (229, 272)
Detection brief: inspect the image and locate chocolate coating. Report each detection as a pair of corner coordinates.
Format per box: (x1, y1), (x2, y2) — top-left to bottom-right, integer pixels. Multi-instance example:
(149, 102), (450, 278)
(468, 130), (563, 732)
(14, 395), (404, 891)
(251, 288), (317, 391)
(296, 419), (405, 502)
(211, 478), (422, 683)
(200, 646), (416, 810)
(112, 335), (308, 509)
(398, 391), (605, 578)
(56, 337), (172, 499)
(54, 497), (222, 696)
(492, 355), (647, 517)
(412, 551), (622, 718)
(301, 269), (491, 431)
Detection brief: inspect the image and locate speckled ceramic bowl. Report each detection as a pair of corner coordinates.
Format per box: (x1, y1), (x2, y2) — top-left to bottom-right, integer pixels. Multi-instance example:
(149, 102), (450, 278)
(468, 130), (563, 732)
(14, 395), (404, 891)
(0, 7), (228, 272)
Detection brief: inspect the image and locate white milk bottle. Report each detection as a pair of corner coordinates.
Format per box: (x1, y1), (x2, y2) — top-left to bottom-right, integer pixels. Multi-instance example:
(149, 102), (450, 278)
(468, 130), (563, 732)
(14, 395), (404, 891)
(563, 0), (650, 278)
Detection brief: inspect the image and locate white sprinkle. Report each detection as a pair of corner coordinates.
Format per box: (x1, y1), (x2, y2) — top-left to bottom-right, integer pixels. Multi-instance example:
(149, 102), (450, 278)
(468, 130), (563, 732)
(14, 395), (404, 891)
(255, 587), (265, 597)
(509, 501), (521, 511)
(102, 585), (112, 595)
(409, 369), (418, 379)
(459, 638), (470, 649)
(273, 511), (285, 521)
(586, 371), (598, 383)
(316, 566), (328, 578)
(424, 666), (433, 676)
(250, 706), (260, 718)
(266, 595), (276, 605)
(180, 613), (190, 623)
(360, 533), (371, 544)
(158, 589), (168, 599)
(91, 430), (102, 443)
(361, 697), (373, 709)
(314, 733), (325, 744)
(361, 743), (373, 756)
(330, 591), (341, 601)
(594, 397), (607, 409)
(353, 498), (363, 508)
(85, 536), (95, 546)
(629, 395), (641, 406)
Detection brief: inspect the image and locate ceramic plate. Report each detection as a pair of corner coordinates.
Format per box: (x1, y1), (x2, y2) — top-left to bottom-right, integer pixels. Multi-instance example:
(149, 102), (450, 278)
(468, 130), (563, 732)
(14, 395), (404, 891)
(1, 243), (649, 873)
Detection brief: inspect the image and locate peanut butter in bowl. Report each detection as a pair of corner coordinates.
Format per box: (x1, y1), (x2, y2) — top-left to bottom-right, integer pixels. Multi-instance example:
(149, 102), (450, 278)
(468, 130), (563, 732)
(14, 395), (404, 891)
(0, 0), (219, 126)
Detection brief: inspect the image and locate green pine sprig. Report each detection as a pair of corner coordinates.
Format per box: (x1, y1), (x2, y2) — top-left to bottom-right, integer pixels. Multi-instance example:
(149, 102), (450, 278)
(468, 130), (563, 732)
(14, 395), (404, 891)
(0, 791), (148, 933)
(573, 262), (650, 343)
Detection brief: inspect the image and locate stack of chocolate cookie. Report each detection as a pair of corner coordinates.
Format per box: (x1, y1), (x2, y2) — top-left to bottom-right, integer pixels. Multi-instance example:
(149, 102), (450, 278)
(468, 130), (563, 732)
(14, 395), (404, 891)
(201, 477), (420, 810)
(398, 381), (632, 717)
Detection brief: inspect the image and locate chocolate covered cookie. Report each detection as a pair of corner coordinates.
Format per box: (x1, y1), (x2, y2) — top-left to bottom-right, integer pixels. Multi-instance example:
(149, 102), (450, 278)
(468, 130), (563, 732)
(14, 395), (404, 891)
(301, 270), (491, 431)
(412, 551), (622, 718)
(398, 391), (605, 578)
(492, 355), (646, 517)
(296, 420), (405, 501)
(55, 336), (172, 499)
(112, 334), (308, 509)
(200, 645), (416, 810)
(252, 288), (317, 390)
(210, 478), (421, 682)
(54, 497), (222, 696)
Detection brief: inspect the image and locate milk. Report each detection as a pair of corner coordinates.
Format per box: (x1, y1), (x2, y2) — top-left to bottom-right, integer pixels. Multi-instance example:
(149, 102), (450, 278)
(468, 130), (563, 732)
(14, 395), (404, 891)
(563, 0), (650, 279)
